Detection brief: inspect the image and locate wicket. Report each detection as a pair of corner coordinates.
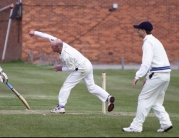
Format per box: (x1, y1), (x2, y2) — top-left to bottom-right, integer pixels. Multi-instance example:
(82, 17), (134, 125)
(102, 72), (106, 114)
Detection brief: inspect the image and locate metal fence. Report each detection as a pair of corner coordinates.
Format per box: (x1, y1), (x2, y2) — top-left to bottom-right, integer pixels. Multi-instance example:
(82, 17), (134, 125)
(28, 50), (179, 70)
(28, 50), (60, 66)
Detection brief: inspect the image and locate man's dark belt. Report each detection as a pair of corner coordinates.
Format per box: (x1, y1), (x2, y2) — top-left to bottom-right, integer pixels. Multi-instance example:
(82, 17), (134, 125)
(150, 66), (171, 71)
(149, 66), (170, 79)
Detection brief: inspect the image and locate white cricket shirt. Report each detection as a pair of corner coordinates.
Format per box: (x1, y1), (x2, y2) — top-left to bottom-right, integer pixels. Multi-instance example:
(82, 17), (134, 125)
(135, 34), (171, 79)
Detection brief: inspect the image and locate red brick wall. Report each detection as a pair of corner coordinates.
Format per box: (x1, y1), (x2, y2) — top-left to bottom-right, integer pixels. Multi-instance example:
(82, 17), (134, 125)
(0, 0), (22, 62)
(1, 0), (179, 64)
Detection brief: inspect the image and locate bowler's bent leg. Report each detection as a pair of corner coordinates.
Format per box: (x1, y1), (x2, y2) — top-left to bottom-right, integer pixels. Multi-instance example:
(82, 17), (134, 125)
(58, 71), (83, 106)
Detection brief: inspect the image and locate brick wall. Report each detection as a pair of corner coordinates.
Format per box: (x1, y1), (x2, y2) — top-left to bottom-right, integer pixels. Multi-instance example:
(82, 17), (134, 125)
(1, 0), (179, 64)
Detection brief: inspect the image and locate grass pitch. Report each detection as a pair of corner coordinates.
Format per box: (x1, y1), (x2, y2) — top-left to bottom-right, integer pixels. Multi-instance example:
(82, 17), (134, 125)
(0, 61), (178, 137)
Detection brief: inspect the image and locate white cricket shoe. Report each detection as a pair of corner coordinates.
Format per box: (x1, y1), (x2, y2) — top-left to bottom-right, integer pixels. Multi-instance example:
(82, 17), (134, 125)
(107, 95), (115, 112)
(122, 127), (142, 132)
(51, 105), (65, 114)
(157, 125), (173, 132)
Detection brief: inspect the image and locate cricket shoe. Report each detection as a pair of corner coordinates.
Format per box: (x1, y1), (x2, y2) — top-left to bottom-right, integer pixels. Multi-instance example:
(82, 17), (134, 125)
(107, 95), (115, 112)
(50, 104), (65, 114)
(122, 127), (142, 132)
(157, 125), (173, 132)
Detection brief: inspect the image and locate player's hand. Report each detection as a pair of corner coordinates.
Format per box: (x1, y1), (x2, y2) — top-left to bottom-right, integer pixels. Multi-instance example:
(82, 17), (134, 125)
(132, 78), (138, 88)
(29, 30), (35, 37)
(0, 72), (8, 84)
(143, 78), (146, 86)
(53, 65), (62, 72)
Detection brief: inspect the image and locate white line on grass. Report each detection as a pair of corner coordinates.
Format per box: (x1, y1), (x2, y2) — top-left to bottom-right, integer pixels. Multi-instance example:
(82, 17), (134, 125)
(0, 110), (178, 118)
(0, 95), (57, 99)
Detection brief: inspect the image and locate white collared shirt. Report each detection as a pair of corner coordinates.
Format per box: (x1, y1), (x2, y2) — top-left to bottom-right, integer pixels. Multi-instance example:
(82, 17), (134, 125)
(60, 42), (87, 70)
(135, 34), (171, 79)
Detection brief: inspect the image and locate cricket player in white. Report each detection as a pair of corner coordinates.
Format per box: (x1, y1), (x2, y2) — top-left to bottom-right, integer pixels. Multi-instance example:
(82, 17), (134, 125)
(29, 30), (115, 114)
(0, 67), (8, 83)
(123, 21), (173, 133)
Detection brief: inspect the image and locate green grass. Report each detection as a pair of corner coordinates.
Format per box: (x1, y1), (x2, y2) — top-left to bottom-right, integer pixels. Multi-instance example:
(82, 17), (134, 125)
(0, 61), (178, 137)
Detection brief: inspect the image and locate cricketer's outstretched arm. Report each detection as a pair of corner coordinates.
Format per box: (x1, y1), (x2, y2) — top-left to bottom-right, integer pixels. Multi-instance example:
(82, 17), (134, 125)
(34, 31), (58, 42)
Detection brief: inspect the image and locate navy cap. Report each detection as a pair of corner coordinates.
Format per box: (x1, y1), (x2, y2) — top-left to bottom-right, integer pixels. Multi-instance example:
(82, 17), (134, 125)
(133, 21), (153, 32)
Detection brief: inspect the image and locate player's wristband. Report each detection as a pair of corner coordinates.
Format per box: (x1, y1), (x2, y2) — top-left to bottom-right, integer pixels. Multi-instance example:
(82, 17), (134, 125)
(62, 67), (69, 72)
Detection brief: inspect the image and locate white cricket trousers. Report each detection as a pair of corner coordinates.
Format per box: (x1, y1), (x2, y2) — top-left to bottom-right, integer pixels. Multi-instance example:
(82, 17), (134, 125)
(130, 72), (172, 129)
(58, 59), (110, 106)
